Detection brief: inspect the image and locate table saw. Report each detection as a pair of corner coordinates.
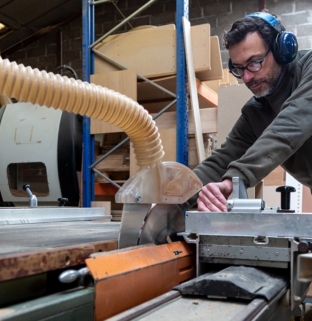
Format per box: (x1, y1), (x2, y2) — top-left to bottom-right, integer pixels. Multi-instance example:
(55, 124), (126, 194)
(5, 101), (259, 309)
(0, 57), (312, 320)
(1, 178), (312, 321)
(89, 178), (312, 321)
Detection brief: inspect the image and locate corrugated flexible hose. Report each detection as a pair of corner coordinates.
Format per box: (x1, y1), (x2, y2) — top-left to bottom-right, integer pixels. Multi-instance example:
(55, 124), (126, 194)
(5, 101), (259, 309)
(0, 57), (164, 167)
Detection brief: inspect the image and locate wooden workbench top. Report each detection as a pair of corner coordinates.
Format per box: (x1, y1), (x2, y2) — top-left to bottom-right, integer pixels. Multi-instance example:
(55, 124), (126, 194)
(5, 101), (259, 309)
(0, 221), (120, 281)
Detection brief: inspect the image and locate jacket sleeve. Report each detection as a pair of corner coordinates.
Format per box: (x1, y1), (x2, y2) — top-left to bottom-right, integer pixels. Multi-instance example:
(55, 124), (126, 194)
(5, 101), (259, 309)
(183, 108), (257, 209)
(224, 54), (312, 187)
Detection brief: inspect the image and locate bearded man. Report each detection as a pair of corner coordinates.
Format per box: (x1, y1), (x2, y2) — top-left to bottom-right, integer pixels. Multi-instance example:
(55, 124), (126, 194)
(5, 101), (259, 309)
(190, 12), (312, 212)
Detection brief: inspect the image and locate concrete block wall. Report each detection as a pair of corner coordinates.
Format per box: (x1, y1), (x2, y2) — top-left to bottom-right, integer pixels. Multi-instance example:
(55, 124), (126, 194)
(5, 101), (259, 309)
(5, 0), (312, 79)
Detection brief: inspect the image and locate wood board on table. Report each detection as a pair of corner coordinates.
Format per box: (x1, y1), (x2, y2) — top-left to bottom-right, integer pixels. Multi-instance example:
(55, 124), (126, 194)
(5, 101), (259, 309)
(94, 24), (212, 80)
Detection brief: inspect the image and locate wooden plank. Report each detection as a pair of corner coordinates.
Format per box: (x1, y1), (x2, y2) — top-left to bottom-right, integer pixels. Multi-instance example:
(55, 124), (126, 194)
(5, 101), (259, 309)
(91, 201), (111, 217)
(196, 36), (224, 81)
(263, 166), (285, 186)
(262, 185), (281, 207)
(90, 70), (137, 134)
(219, 68), (230, 86)
(196, 79), (218, 107)
(229, 71), (239, 85)
(202, 79), (220, 93)
(154, 107), (217, 135)
(219, 68), (238, 86)
(95, 28), (176, 78)
(183, 17), (205, 163)
(94, 24), (211, 79)
(0, 240), (117, 282)
(192, 23), (211, 72)
(0, 221), (119, 281)
(98, 24), (176, 45)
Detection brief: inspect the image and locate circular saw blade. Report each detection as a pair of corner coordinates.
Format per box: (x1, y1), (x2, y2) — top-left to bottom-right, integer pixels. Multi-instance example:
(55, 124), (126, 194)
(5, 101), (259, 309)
(138, 204), (185, 245)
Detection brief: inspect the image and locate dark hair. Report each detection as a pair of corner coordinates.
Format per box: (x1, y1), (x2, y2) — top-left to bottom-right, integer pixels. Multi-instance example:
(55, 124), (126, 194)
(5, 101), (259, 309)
(223, 16), (278, 50)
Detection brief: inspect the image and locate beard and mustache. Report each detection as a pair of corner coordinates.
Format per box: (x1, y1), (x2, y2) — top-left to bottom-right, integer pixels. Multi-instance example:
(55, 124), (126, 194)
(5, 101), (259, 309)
(245, 63), (282, 98)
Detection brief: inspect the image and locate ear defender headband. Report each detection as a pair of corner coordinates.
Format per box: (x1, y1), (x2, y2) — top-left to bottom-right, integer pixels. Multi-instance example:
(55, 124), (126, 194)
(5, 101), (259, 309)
(228, 12), (298, 75)
(246, 12), (298, 64)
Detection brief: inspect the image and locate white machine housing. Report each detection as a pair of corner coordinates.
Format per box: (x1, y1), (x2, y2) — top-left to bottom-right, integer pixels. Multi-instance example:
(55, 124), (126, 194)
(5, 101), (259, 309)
(0, 102), (82, 205)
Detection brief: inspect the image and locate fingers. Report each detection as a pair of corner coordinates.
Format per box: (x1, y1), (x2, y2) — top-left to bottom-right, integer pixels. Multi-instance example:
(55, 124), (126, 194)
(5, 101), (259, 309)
(197, 182), (230, 212)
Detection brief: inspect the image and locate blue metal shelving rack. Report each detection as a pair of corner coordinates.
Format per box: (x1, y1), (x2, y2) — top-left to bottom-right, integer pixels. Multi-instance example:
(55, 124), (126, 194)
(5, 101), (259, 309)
(81, 0), (189, 206)
(82, 0), (95, 207)
(176, 0), (189, 166)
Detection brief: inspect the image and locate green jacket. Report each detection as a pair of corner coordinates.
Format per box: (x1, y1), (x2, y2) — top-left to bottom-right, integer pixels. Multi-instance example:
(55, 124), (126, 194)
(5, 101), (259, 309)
(193, 49), (312, 191)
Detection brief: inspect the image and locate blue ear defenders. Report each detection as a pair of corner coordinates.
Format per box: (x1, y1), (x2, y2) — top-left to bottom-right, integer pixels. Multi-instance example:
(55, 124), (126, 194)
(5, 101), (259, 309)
(245, 12), (298, 64)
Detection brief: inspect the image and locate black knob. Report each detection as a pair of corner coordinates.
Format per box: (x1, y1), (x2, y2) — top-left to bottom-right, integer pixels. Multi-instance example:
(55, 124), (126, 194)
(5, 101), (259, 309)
(276, 186), (296, 210)
(298, 241), (310, 253)
(23, 184), (30, 191)
(58, 197), (68, 207)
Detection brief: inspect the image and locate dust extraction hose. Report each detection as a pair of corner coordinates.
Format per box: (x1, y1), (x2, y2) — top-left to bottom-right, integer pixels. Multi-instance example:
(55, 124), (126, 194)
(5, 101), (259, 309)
(0, 57), (164, 167)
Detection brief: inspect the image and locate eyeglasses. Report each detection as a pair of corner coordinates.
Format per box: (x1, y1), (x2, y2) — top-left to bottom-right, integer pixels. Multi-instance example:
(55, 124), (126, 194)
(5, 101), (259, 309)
(229, 49), (271, 78)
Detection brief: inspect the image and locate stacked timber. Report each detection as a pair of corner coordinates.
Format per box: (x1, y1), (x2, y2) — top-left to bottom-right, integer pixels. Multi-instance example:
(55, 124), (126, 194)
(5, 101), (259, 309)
(89, 22), (239, 219)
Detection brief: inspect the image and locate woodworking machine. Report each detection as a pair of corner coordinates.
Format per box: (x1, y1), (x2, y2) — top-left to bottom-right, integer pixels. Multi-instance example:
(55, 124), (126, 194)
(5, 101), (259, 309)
(85, 177), (312, 321)
(0, 58), (312, 321)
(2, 177), (312, 321)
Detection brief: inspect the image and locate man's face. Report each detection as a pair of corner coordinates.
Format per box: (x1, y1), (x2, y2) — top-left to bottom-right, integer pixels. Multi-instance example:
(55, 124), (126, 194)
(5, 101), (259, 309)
(229, 32), (282, 97)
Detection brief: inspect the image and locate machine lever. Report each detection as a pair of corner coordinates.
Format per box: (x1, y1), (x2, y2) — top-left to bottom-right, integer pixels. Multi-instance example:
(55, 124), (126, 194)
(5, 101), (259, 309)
(58, 197), (68, 207)
(23, 184), (38, 208)
(298, 240), (312, 253)
(58, 267), (89, 284)
(232, 177), (248, 199)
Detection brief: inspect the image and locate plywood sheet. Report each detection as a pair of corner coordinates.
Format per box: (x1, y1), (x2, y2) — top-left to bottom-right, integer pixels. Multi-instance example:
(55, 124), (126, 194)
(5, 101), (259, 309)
(219, 68), (230, 85)
(90, 70), (137, 134)
(196, 36), (223, 81)
(91, 201), (111, 216)
(203, 79), (220, 93)
(191, 23), (211, 72)
(229, 71), (239, 85)
(183, 17), (205, 162)
(219, 68), (239, 86)
(196, 79), (218, 107)
(99, 24), (176, 45)
(94, 24), (211, 79)
(0, 221), (119, 281)
(153, 108), (217, 135)
(263, 166), (285, 186)
(262, 185), (281, 207)
(217, 84), (252, 148)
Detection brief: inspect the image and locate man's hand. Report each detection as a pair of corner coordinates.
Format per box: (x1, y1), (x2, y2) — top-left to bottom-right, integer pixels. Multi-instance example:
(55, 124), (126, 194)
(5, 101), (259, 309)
(197, 178), (233, 212)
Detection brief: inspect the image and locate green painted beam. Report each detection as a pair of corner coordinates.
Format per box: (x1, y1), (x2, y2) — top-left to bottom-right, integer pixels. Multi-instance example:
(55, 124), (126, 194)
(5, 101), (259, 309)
(0, 287), (94, 321)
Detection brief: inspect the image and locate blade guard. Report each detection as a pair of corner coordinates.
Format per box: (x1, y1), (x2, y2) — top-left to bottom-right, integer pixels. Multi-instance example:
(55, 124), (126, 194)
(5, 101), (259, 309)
(115, 161), (202, 204)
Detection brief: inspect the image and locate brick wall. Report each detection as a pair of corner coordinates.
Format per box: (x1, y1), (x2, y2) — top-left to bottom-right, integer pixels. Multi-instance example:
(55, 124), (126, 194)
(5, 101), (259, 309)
(5, 0), (312, 79)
